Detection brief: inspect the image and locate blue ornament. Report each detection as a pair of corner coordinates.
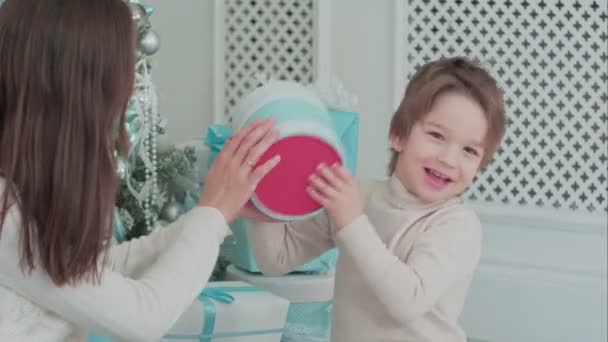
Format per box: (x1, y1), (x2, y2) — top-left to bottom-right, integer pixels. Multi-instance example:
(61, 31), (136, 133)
(144, 5), (154, 16)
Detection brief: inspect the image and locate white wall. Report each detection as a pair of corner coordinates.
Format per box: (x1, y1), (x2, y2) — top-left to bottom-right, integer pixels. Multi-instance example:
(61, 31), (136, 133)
(328, 0), (395, 179)
(146, 0), (215, 143)
(147, 3), (607, 341)
(149, 0), (396, 179)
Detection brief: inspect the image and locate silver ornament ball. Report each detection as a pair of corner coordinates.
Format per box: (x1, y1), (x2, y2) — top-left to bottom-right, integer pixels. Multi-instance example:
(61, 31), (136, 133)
(160, 200), (183, 223)
(139, 30), (160, 56)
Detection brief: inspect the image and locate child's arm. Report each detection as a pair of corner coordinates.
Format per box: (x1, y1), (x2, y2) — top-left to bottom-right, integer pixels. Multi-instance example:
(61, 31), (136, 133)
(246, 210), (335, 276)
(336, 208), (481, 323)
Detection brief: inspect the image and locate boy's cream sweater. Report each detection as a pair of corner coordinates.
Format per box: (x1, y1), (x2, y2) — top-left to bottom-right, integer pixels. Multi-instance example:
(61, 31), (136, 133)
(248, 175), (482, 342)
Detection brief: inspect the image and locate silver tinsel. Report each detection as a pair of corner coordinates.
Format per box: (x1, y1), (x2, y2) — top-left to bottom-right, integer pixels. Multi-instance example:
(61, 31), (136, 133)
(129, 3), (150, 33)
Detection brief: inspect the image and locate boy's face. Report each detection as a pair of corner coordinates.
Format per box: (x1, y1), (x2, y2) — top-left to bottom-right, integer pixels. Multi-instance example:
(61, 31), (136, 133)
(390, 92), (488, 203)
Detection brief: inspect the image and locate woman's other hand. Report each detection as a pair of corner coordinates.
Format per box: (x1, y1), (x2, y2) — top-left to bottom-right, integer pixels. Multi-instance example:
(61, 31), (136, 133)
(199, 118), (281, 223)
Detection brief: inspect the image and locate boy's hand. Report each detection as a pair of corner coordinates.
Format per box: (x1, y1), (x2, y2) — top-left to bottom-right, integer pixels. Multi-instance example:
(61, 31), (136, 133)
(307, 163), (363, 230)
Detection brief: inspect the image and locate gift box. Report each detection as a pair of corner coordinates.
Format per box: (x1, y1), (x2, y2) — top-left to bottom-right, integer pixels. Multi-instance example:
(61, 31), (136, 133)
(225, 265), (334, 342)
(206, 110), (358, 274)
(206, 110), (358, 176)
(229, 81), (348, 221)
(163, 281), (290, 342)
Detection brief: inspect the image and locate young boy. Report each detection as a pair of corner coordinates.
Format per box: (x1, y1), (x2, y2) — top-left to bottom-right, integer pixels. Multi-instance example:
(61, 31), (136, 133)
(246, 56), (506, 342)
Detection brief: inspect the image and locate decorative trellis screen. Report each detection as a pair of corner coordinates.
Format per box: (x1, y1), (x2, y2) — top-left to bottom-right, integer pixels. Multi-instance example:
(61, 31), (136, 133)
(215, 0), (321, 121)
(396, 0), (608, 214)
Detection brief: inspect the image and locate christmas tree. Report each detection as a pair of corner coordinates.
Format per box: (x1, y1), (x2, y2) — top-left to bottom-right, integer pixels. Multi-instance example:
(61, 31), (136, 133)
(115, 1), (199, 242)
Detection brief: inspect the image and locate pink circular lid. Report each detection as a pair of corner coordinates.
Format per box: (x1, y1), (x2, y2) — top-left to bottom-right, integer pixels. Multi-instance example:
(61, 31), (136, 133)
(252, 135), (342, 219)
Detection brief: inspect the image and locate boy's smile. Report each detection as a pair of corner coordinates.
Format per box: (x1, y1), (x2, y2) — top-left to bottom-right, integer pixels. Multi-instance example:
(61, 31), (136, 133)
(391, 92), (488, 203)
(423, 167), (452, 190)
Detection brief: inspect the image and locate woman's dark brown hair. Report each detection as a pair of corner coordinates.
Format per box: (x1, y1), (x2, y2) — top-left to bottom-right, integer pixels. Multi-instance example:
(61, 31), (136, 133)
(0, 0), (135, 286)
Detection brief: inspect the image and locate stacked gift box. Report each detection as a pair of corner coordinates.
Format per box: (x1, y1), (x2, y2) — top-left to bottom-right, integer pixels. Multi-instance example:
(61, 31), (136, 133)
(162, 281), (290, 342)
(201, 108), (359, 341)
(225, 265), (335, 342)
(90, 107), (359, 341)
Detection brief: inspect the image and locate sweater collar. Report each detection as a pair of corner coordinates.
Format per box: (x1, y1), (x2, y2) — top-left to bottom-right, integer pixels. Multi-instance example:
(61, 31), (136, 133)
(384, 174), (459, 211)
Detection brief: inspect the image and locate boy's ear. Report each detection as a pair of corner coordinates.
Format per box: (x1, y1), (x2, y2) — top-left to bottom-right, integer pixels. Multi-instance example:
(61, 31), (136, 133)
(390, 134), (404, 152)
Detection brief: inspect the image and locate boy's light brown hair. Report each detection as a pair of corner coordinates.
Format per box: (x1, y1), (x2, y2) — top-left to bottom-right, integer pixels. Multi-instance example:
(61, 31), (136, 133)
(388, 56), (507, 175)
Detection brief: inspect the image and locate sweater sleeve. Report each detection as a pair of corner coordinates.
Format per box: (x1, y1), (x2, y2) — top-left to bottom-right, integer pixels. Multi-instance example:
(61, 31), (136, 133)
(247, 211), (335, 276)
(0, 205), (230, 342)
(335, 207), (482, 323)
(106, 211), (193, 277)
(246, 177), (379, 276)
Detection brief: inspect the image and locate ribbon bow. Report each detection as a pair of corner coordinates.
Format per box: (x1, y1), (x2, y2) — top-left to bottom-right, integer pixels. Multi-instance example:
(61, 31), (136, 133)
(164, 285), (284, 342)
(203, 125), (233, 167)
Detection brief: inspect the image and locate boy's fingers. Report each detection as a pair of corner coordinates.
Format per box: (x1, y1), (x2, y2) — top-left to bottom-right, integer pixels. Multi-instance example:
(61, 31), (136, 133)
(316, 163), (344, 188)
(307, 186), (328, 206)
(309, 174), (338, 199)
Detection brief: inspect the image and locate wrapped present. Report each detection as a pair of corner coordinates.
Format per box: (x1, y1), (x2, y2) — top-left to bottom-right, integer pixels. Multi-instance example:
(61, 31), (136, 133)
(163, 281), (289, 342)
(206, 109), (358, 274)
(208, 89), (359, 222)
(206, 110), (358, 176)
(87, 332), (112, 342)
(226, 265), (334, 342)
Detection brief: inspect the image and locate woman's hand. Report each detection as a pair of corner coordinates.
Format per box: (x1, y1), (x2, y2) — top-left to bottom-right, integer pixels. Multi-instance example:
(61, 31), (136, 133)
(199, 118), (280, 223)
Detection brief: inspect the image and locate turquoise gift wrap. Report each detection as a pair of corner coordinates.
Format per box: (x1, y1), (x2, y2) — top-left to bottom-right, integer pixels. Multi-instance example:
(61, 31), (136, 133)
(236, 98), (345, 166)
(89, 283), (288, 342)
(163, 281), (289, 342)
(282, 301), (333, 342)
(88, 332), (112, 342)
(206, 110), (359, 274)
(225, 265), (335, 342)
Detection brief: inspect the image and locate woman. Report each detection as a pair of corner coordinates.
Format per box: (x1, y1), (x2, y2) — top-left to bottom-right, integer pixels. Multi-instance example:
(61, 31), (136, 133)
(0, 0), (279, 340)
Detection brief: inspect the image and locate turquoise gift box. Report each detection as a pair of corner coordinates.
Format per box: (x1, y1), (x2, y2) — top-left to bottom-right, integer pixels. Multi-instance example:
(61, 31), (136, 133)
(162, 281), (289, 342)
(205, 110), (359, 273)
(89, 282), (290, 342)
(88, 284), (289, 342)
(226, 265), (334, 342)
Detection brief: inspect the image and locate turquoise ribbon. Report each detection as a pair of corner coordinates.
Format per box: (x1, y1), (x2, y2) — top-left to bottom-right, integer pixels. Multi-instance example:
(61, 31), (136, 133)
(163, 285), (284, 341)
(112, 208), (125, 243)
(203, 125), (232, 168)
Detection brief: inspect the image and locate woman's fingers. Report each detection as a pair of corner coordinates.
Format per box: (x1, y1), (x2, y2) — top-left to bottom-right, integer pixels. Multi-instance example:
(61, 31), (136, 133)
(243, 128), (280, 169)
(233, 118), (275, 166)
(216, 119), (264, 163)
(250, 154), (281, 188)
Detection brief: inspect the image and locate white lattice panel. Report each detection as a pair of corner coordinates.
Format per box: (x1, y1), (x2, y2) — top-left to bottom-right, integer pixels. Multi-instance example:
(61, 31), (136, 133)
(396, 0), (608, 214)
(216, 0), (319, 121)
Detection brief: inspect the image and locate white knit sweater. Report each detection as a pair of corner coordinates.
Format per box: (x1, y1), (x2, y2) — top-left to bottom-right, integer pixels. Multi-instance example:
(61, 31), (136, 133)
(0, 178), (230, 341)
